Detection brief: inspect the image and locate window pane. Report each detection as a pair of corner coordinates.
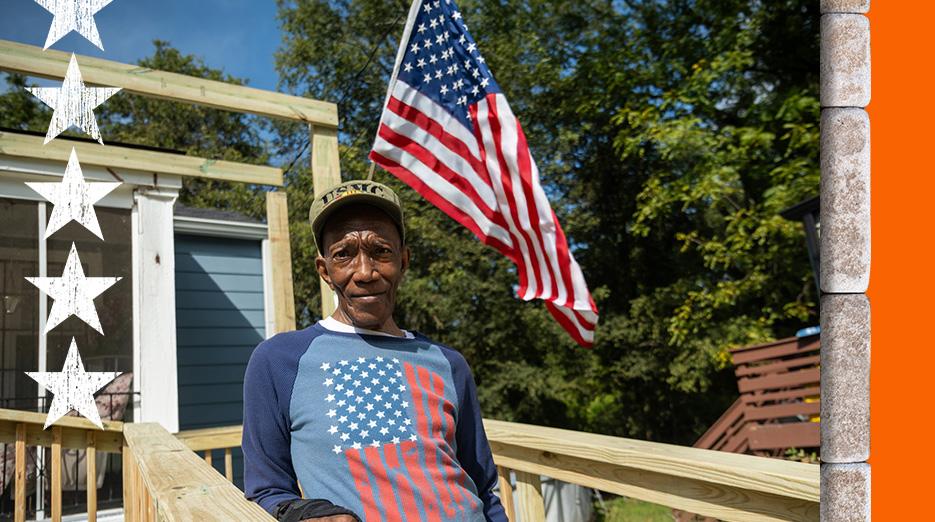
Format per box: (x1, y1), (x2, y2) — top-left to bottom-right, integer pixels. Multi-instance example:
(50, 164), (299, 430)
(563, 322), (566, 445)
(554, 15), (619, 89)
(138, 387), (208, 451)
(0, 198), (39, 411)
(45, 206), (133, 419)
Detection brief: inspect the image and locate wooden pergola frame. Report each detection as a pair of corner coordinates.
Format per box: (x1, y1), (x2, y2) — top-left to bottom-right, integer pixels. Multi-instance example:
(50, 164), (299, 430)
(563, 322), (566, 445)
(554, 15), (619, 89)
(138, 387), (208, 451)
(0, 39), (342, 329)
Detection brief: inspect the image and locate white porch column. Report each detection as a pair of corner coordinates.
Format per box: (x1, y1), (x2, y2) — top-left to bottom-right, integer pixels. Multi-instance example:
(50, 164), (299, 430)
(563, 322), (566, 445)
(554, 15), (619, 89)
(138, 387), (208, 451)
(132, 188), (180, 433)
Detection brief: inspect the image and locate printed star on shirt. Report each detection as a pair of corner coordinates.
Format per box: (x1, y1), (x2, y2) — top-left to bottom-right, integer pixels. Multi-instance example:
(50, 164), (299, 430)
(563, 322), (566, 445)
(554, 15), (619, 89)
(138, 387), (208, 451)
(338, 416), (348, 424)
(328, 425), (338, 434)
(327, 409), (337, 418)
(380, 427), (390, 436)
(27, 54), (120, 144)
(320, 362), (330, 371)
(26, 337), (119, 429)
(25, 243), (121, 334)
(325, 394), (335, 402)
(409, 434), (418, 442)
(352, 442), (362, 450)
(34, 0), (115, 50)
(26, 148), (119, 240)
(370, 440), (381, 448)
(332, 445), (342, 454)
(392, 436), (400, 444)
(340, 433), (350, 441)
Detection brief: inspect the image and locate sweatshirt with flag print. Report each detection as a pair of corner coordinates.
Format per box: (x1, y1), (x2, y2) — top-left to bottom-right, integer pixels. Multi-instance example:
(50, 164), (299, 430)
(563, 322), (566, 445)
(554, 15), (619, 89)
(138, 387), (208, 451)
(242, 321), (508, 521)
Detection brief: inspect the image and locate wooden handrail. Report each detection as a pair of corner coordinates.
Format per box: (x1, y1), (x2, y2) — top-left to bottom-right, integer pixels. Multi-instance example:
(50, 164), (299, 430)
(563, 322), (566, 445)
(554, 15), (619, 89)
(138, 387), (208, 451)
(484, 419), (818, 521)
(123, 423), (272, 521)
(0, 39), (338, 126)
(176, 419), (819, 522)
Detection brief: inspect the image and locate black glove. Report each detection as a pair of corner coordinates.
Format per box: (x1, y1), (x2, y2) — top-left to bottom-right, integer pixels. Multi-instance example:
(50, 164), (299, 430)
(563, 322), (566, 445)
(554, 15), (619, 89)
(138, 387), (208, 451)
(274, 499), (362, 522)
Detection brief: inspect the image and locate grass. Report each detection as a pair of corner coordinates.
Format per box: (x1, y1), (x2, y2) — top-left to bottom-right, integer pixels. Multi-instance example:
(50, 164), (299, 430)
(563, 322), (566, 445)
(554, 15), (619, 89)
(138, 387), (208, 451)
(594, 496), (675, 522)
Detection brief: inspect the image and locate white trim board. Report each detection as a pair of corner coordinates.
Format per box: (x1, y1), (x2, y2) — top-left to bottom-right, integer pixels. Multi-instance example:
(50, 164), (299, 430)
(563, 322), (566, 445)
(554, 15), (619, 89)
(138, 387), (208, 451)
(174, 215), (268, 241)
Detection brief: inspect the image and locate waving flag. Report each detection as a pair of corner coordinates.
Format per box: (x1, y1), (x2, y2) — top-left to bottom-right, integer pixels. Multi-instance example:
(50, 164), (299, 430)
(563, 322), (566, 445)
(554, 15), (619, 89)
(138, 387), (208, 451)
(370, 0), (599, 346)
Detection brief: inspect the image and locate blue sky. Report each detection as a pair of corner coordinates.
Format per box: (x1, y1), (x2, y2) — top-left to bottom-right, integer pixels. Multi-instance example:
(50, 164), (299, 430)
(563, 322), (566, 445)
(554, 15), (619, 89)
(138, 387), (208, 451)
(0, 0), (283, 90)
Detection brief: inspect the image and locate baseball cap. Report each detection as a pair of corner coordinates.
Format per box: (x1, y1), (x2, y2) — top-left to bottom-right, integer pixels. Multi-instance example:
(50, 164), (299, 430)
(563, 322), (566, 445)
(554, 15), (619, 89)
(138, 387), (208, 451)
(309, 180), (405, 253)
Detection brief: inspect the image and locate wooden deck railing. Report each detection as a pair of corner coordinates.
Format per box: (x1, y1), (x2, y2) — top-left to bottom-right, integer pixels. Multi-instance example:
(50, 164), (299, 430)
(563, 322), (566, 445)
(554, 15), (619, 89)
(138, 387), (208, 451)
(175, 420), (820, 522)
(0, 408), (270, 522)
(122, 423), (272, 521)
(0, 409), (123, 522)
(0, 407), (819, 521)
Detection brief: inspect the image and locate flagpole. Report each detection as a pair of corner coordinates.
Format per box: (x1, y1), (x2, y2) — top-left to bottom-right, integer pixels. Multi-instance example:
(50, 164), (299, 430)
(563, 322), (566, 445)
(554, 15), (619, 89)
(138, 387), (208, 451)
(372, 0), (424, 153)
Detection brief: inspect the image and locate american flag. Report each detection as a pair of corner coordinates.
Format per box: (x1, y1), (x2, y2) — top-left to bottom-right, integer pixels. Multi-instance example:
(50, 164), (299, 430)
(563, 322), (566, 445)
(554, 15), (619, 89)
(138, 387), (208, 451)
(370, 0), (599, 346)
(322, 355), (479, 520)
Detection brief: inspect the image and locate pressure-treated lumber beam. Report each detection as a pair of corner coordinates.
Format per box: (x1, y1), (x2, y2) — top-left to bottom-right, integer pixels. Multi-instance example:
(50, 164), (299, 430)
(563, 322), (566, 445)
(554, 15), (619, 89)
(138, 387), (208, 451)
(0, 130), (283, 186)
(267, 191), (297, 334)
(310, 124), (342, 317)
(0, 39), (338, 127)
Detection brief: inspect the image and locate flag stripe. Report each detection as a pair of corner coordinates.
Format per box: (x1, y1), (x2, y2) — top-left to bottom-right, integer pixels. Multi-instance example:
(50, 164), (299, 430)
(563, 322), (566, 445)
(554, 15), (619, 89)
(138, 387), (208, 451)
(369, 150), (517, 261)
(400, 441), (442, 522)
(346, 448), (382, 521)
(392, 79), (481, 160)
(385, 443), (423, 522)
(416, 367), (465, 513)
(403, 362), (454, 517)
(493, 95), (562, 301)
(473, 99), (540, 299)
(385, 96), (494, 205)
(364, 446), (403, 521)
(369, 142), (515, 250)
(431, 372), (479, 510)
(377, 122), (501, 226)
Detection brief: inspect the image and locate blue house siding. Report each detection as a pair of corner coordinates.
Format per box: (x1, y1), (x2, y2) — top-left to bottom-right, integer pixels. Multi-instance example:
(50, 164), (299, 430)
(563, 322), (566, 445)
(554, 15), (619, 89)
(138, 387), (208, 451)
(174, 234), (266, 489)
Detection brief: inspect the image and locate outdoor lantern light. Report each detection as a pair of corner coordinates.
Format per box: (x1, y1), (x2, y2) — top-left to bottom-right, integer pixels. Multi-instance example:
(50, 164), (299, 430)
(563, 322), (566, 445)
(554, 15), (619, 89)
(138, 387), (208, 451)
(781, 195), (820, 295)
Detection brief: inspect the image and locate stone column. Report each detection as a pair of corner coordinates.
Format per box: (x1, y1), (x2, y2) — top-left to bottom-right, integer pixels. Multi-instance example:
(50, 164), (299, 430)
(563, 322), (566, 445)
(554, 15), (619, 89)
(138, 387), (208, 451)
(819, 1), (871, 520)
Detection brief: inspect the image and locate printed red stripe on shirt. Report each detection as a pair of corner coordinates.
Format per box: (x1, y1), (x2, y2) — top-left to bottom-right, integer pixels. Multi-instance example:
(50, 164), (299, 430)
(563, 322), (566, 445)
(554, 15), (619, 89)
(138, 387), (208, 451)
(401, 435), (442, 522)
(364, 446), (403, 521)
(405, 363), (456, 518)
(417, 366), (465, 511)
(345, 448), (381, 521)
(386, 441), (422, 522)
(430, 371), (479, 510)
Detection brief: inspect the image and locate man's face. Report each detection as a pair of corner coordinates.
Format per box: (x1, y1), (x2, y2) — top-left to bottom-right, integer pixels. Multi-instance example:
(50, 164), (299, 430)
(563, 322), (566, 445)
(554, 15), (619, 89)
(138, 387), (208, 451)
(315, 204), (409, 332)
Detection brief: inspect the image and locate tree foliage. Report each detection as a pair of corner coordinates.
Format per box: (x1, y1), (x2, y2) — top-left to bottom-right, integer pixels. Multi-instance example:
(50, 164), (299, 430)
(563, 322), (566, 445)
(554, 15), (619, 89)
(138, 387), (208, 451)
(0, 0), (819, 445)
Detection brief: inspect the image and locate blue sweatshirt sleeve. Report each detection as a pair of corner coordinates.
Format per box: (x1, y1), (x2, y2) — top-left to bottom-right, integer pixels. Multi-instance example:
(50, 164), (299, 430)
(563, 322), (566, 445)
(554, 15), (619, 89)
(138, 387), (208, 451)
(442, 349), (508, 522)
(241, 333), (304, 515)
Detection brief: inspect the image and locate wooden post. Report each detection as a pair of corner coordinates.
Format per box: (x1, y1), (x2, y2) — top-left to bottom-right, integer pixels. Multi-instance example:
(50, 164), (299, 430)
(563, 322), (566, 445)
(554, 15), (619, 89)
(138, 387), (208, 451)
(497, 466), (516, 522)
(310, 124), (342, 318)
(14, 423), (25, 522)
(266, 191), (297, 334)
(122, 441), (132, 522)
(51, 426), (62, 522)
(204, 449), (213, 466)
(224, 448), (234, 481)
(514, 470), (545, 522)
(87, 431), (97, 522)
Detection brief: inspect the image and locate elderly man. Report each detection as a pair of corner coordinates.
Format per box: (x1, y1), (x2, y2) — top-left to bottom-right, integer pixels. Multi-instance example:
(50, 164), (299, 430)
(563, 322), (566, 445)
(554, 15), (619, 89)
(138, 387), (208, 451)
(242, 180), (508, 522)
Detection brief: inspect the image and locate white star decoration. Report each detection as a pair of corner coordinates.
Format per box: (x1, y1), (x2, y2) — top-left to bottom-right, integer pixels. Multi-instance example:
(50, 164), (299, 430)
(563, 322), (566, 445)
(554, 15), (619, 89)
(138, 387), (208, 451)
(27, 338), (119, 429)
(25, 243), (121, 334)
(34, 0), (115, 50)
(27, 54), (121, 144)
(26, 148), (120, 240)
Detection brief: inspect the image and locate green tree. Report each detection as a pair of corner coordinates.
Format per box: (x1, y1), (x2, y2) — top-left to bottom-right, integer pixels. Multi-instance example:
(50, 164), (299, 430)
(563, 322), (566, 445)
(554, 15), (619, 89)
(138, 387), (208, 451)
(273, 0), (819, 444)
(0, 0), (820, 445)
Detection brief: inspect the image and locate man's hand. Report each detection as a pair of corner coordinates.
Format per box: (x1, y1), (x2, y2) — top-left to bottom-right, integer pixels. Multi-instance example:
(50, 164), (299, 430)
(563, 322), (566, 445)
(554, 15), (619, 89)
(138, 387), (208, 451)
(300, 516), (358, 522)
